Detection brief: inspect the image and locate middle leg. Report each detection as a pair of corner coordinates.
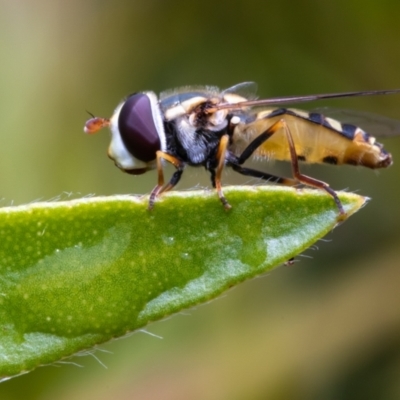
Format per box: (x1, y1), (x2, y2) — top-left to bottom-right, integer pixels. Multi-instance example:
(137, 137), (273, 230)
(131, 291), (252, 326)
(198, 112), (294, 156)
(230, 119), (345, 215)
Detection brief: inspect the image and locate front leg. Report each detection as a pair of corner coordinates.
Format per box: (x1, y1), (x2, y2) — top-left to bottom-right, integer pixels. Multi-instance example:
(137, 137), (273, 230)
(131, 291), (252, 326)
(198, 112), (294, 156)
(148, 151), (185, 209)
(207, 134), (231, 209)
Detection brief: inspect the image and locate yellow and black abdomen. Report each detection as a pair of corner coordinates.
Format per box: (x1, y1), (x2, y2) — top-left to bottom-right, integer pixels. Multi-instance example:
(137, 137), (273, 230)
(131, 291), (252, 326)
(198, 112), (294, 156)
(231, 108), (392, 169)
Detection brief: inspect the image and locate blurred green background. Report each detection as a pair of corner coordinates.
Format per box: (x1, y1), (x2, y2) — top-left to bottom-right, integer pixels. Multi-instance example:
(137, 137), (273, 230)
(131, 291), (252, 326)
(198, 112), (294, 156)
(1, 0), (400, 399)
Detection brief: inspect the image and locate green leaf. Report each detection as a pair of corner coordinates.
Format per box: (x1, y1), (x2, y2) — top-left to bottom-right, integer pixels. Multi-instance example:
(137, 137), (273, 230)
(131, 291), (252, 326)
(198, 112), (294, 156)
(0, 186), (365, 380)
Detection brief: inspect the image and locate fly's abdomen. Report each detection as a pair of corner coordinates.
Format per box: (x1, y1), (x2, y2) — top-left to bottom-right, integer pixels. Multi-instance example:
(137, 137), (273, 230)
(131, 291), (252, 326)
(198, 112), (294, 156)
(233, 108), (392, 169)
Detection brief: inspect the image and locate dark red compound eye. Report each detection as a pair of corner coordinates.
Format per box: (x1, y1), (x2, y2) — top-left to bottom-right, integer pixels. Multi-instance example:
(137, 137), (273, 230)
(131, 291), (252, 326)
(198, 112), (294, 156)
(118, 93), (161, 162)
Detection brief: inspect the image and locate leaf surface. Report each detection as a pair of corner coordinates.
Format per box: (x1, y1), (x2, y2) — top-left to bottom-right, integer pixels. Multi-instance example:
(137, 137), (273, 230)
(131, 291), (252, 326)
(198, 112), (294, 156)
(0, 186), (366, 380)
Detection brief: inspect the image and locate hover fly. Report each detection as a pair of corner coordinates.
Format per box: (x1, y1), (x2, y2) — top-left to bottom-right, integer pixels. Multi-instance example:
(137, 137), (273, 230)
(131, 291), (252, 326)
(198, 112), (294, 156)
(84, 82), (398, 216)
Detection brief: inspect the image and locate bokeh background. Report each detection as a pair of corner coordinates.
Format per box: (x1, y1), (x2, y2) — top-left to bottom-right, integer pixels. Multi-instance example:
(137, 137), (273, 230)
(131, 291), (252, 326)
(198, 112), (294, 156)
(1, 0), (400, 399)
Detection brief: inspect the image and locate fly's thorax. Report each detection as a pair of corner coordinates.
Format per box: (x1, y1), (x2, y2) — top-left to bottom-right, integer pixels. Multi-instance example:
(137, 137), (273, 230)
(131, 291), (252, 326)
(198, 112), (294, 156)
(162, 95), (208, 121)
(170, 114), (226, 165)
(162, 95), (229, 131)
(163, 104), (230, 166)
(161, 96), (230, 165)
(107, 92), (166, 174)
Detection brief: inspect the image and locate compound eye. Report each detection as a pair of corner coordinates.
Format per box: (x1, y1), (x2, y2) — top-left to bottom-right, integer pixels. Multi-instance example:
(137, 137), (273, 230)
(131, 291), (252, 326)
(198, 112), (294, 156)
(118, 93), (161, 162)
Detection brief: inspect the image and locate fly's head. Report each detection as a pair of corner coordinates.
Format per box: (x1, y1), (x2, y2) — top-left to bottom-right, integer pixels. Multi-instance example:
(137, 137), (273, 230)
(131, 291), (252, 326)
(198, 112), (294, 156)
(84, 92), (165, 175)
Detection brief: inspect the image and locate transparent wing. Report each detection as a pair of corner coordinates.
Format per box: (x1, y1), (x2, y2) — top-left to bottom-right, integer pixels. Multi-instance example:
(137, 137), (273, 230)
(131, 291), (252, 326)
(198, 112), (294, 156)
(160, 82), (258, 116)
(222, 82), (258, 100)
(312, 107), (400, 137)
(160, 85), (220, 100)
(214, 88), (400, 111)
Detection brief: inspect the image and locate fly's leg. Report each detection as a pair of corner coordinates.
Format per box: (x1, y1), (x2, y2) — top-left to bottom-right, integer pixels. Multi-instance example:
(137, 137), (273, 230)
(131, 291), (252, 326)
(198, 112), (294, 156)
(282, 120), (346, 217)
(228, 119), (298, 186)
(213, 134), (231, 209)
(148, 151), (184, 210)
(230, 119), (345, 216)
(230, 164), (298, 186)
